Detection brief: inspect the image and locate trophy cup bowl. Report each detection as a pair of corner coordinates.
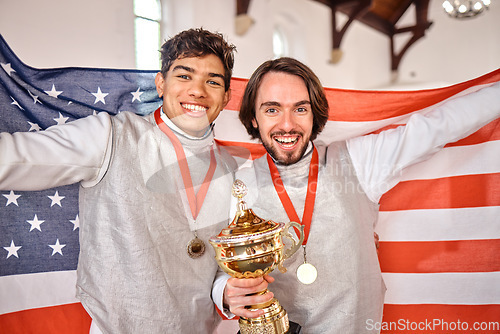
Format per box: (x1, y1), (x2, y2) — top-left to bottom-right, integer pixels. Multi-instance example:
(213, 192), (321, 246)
(209, 180), (304, 334)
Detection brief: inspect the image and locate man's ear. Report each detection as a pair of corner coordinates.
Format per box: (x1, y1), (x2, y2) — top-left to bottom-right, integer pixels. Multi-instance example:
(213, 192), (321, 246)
(154, 72), (164, 98)
(222, 89), (231, 109)
(251, 118), (258, 128)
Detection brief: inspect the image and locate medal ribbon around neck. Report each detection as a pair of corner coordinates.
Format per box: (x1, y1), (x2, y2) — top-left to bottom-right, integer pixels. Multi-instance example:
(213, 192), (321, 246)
(267, 145), (319, 245)
(154, 108), (216, 258)
(154, 108), (217, 224)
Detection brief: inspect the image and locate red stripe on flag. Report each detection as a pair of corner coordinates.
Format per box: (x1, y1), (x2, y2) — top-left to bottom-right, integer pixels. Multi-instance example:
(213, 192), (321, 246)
(225, 77), (248, 112)
(325, 69), (500, 122)
(381, 304), (500, 334)
(0, 303), (91, 334)
(446, 119), (500, 147)
(368, 119), (500, 148)
(215, 139), (266, 160)
(378, 239), (500, 273)
(380, 173), (500, 211)
(228, 69), (500, 123)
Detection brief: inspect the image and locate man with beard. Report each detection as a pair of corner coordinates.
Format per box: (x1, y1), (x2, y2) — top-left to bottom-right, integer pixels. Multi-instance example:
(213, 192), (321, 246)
(212, 57), (500, 333)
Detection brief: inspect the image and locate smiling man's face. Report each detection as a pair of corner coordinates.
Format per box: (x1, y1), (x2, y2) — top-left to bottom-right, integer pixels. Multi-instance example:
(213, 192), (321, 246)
(155, 54), (230, 136)
(252, 71), (313, 165)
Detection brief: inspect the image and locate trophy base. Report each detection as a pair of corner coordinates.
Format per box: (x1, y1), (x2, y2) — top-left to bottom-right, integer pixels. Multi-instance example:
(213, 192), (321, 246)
(237, 321), (301, 334)
(237, 298), (301, 334)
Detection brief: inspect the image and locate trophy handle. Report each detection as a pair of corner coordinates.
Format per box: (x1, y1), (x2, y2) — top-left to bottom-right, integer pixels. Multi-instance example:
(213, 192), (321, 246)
(278, 221), (305, 273)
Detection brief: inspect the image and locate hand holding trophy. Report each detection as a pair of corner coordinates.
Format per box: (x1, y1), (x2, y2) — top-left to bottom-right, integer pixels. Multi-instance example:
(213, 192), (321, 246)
(210, 180), (305, 334)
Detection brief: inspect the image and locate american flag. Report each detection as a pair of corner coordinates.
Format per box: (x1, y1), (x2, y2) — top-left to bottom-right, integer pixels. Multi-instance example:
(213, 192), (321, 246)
(1, 33), (500, 334)
(0, 33), (159, 333)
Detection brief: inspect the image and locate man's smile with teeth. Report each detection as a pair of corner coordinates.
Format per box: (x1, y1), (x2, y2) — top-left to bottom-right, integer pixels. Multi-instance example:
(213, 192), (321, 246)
(274, 135), (299, 146)
(182, 103), (208, 112)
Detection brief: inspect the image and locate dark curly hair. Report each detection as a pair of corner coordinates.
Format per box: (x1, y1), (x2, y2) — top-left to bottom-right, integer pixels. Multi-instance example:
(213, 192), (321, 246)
(159, 28), (236, 92)
(239, 57), (329, 141)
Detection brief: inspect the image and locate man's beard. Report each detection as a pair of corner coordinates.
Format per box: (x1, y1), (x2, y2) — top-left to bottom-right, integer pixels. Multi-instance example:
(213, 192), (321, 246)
(262, 134), (309, 166)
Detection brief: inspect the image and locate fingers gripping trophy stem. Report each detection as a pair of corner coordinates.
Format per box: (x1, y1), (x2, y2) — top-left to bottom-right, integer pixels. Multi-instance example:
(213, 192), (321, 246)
(211, 180), (304, 333)
(246, 288), (275, 310)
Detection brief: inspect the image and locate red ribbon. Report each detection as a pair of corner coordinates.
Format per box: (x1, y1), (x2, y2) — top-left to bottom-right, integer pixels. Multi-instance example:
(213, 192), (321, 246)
(267, 146), (319, 245)
(154, 108), (216, 220)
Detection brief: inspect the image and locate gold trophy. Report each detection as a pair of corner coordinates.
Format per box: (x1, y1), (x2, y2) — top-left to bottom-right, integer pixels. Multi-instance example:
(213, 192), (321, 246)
(210, 180), (304, 334)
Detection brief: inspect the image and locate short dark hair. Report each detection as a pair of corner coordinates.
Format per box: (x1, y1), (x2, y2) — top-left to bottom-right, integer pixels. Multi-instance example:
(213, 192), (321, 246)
(159, 28), (236, 91)
(239, 57), (329, 141)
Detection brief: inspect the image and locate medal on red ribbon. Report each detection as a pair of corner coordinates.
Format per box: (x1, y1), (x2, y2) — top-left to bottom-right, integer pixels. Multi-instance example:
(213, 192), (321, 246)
(155, 108), (216, 258)
(268, 146), (319, 284)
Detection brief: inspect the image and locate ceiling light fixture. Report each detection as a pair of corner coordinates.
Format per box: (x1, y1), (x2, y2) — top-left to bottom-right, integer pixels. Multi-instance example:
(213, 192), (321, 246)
(442, 0), (490, 19)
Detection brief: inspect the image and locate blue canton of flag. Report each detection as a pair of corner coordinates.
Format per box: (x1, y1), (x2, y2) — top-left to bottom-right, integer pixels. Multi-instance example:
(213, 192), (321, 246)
(0, 33), (160, 328)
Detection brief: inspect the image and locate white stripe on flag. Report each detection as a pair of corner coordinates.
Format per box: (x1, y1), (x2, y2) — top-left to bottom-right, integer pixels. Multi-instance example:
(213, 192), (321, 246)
(214, 110), (255, 142)
(0, 270), (78, 314)
(400, 141), (500, 181)
(377, 206), (500, 242)
(382, 272), (500, 305)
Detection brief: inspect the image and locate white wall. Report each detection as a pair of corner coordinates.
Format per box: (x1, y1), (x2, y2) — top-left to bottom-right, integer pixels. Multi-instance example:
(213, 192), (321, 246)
(0, 0), (135, 69)
(0, 0), (498, 89)
(396, 0), (500, 88)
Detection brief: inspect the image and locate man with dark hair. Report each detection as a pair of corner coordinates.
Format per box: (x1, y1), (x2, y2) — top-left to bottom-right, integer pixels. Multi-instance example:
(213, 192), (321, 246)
(213, 57), (500, 333)
(0, 28), (236, 333)
(238, 57), (329, 146)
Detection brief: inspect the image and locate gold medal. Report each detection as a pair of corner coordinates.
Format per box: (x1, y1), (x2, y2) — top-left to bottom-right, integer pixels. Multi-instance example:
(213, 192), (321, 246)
(296, 262), (317, 284)
(187, 236), (206, 258)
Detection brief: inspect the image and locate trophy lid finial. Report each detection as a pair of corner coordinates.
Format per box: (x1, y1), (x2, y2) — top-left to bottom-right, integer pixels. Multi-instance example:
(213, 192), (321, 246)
(210, 179), (283, 241)
(232, 179), (248, 199)
(232, 179), (248, 213)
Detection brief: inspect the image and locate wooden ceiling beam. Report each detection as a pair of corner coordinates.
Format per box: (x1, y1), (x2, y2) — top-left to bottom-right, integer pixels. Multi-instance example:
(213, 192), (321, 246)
(313, 0), (432, 73)
(235, 0), (433, 74)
